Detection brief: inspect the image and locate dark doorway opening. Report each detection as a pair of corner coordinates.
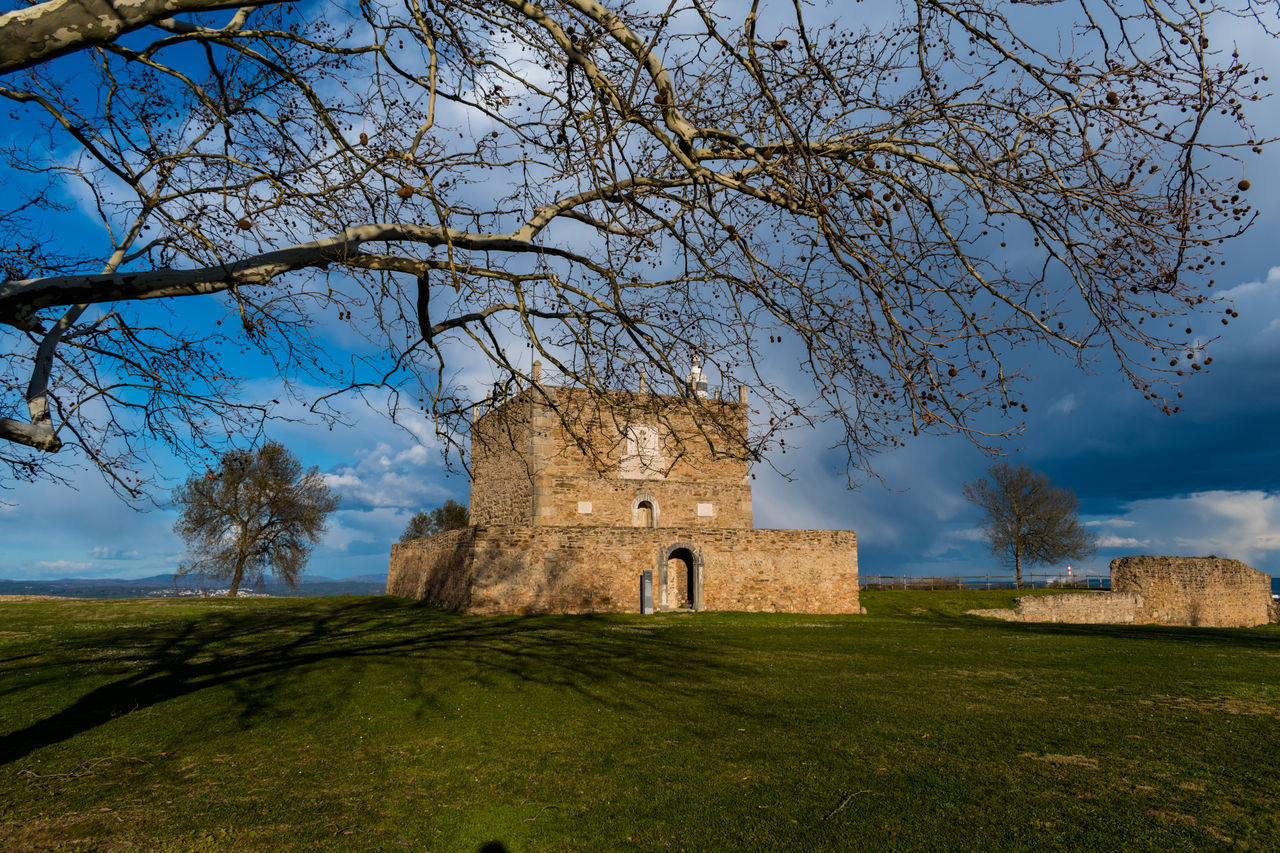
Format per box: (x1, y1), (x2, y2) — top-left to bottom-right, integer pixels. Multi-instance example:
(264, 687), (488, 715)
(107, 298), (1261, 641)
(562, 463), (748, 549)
(667, 547), (695, 609)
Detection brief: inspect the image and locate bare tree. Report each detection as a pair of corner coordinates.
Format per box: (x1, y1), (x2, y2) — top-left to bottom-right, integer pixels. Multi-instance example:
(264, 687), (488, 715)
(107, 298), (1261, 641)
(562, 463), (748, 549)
(963, 462), (1096, 589)
(400, 499), (469, 541)
(1, 0), (1276, 495)
(174, 441), (338, 596)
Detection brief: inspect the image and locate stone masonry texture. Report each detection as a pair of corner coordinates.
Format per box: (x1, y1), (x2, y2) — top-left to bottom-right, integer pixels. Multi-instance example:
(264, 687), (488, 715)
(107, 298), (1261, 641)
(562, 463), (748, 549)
(1110, 555), (1271, 627)
(969, 555), (1272, 627)
(390, 380), (860, 614)
(470, 386), (752, 529)
(968, 592), (1144, 624)
(388, 526), (859, 614)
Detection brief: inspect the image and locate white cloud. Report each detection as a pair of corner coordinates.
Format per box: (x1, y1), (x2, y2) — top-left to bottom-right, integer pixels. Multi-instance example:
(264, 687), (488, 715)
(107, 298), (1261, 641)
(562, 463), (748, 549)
(1220, 266), (1280, 347)
(1097, 535), (1149, 549)
(1221, 265), (1280, 300)
(1048, 393), (1077, 415)
(35, 560), (91, 572)
(91, 546), (140, 560)
(1084, 490), (1280, 571)
(323, 440), (453, 511)
(322, 506), (417, 553)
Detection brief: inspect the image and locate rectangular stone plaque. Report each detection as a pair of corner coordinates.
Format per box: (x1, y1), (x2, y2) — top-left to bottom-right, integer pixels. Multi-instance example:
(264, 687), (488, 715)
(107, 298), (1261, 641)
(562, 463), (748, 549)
(640, 570), (654, 614)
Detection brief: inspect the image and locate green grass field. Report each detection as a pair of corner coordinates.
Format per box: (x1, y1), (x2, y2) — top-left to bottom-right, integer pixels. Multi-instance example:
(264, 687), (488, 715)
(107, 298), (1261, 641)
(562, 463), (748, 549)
(1, 591), (1277, 851)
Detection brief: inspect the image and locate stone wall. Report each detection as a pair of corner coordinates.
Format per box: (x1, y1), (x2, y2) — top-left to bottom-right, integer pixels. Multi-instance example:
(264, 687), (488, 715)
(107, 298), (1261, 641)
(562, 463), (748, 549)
(969, 592), (1143, 624)
(385, 528), (477, 609)
(468, 386), (752, 530)
(388, 525), (859, 615)
(969, 556), (1273, 628)
(536, 478), (752, 530)
(469, 398), (534, 527)
(1111, 555), (1271, 628)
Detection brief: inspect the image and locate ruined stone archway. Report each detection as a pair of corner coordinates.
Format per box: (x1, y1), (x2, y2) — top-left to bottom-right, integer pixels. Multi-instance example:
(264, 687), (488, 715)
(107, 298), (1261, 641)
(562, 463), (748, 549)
(656, 542), (704, 611)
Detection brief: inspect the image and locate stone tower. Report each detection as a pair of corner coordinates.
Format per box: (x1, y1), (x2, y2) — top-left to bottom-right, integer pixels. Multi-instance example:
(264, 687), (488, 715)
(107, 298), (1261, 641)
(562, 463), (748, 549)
(469, 371), (752, 531)
(388, 366), (860, 615)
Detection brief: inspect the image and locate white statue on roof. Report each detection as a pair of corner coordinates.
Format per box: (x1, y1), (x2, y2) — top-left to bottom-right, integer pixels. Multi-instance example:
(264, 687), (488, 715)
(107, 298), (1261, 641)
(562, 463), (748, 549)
(687, 358), (708, 399)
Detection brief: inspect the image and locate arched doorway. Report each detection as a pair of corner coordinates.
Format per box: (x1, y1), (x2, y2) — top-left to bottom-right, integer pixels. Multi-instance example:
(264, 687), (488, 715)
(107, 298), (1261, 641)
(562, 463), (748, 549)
(657, 542), (703, 611)
(667, 548), (694, 608)
(632, 494), (659, 528)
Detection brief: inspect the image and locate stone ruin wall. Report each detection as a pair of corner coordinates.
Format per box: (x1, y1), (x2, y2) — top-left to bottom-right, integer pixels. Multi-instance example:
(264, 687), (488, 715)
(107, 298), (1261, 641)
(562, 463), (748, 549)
(387, 526), (859, 615)
(1111, 555), (1271, 628)
(969, 592), (1144, 624)
(970, 556), (1274, 627)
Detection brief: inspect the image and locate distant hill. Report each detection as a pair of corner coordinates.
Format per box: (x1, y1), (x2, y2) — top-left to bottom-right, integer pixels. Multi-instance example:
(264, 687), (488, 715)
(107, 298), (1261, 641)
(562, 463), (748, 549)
(0, 573), (388, 599)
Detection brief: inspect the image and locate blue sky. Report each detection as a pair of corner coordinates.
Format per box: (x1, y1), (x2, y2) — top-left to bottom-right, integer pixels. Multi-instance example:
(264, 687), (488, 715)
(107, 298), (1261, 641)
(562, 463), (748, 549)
(2, 3), (1280, 583)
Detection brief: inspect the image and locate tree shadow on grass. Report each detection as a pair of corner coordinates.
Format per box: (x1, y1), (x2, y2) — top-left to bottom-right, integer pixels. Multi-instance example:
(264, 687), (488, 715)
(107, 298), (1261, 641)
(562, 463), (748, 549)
(959, 611), (1280, 650)
(0, 597), (734, 767)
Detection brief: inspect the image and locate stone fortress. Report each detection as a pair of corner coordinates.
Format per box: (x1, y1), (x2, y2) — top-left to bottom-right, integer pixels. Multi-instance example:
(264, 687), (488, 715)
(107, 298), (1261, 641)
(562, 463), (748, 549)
(387, 362), (861, 614)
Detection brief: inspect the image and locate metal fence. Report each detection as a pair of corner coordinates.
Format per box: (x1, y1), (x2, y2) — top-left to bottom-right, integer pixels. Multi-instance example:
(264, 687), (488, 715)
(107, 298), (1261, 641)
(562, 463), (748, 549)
(858, 572), (1110, 591)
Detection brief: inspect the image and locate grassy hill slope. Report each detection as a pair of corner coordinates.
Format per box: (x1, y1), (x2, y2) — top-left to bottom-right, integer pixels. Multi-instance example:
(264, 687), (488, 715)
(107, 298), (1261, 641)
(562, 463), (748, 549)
(1, 591), (1277, 851)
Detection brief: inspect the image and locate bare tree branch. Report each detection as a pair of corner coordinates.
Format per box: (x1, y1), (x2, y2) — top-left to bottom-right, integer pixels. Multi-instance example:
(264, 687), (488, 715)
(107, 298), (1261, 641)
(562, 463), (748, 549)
(0, 0), (283, 73)
(0, 0), (1272, 494)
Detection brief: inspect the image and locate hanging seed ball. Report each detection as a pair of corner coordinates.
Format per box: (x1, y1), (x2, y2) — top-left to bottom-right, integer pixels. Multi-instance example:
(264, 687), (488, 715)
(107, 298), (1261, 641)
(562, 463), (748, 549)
(1107, 91), (1120, 105)
(948, 367), (958, 377)
(1238, 179), (1251, 191)
(359, 132), (368, 145)
(237, 218), (254, 230)
(396, 185), (415, 199)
